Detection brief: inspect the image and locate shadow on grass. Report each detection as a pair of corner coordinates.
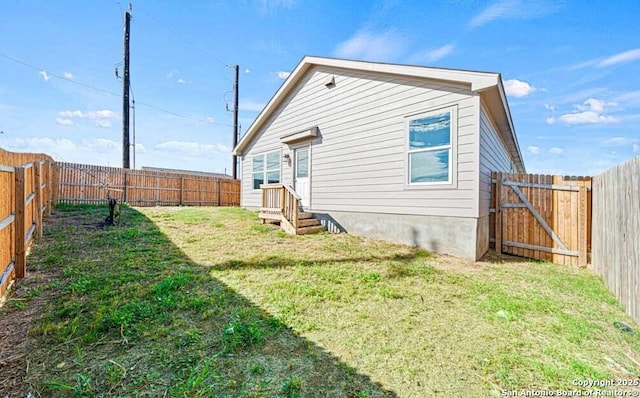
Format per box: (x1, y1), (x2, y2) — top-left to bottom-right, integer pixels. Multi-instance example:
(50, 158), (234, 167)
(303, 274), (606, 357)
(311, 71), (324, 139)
(9, 204), (397, 398)
(479, 248), (543, 264)
(214, 250), (432, 272)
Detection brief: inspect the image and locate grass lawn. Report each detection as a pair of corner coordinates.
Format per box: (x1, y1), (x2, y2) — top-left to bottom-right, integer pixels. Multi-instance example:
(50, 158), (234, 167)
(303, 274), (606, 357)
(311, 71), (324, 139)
(1, 204), (639, 397)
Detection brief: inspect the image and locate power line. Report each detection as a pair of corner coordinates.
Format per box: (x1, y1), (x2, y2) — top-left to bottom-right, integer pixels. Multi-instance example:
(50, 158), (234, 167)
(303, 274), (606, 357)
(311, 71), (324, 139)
(0, 51), (231, 127)
(133, 4), (227, 68)
(0, 52), (118, 97)
(135, 100), (230, 126)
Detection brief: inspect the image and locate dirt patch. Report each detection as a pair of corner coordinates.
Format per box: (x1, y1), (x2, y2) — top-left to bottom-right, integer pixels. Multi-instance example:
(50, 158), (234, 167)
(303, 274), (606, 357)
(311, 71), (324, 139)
(0, 269), (57, 397)
(0, 210), (85, 397)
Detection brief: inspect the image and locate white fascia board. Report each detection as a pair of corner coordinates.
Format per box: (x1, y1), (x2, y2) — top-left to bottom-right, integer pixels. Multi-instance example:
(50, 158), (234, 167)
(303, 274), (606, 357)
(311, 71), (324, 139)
(305, 56), (499, 91)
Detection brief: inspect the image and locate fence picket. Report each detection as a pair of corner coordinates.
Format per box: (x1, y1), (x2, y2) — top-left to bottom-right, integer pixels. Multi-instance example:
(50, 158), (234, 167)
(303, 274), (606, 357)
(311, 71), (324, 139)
(56, 162), (240, 207)
(591, 157), (640, 324)
(491, 172), (591, 266)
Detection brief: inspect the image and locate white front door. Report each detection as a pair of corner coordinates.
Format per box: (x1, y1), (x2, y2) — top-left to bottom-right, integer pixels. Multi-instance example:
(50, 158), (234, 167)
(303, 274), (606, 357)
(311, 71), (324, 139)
(294, 145), (310, 209)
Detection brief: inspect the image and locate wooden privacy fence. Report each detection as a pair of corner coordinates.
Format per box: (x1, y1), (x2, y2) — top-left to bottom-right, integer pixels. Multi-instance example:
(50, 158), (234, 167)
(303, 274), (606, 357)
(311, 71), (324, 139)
(491, 172), (592, 266)
(0, 149), (56, 296)
(57, 162), (240, 207)
(591, 157), (640, 324)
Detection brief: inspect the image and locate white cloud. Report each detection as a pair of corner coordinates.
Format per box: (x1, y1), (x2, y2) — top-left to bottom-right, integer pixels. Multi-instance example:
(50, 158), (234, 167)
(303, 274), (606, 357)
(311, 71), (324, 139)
(546, 117), (555, 125)
(39, 70), (50, 82)
(90, 110), (117, 119)
(276, 71), (291, 80)
(5, 137), (123, 165)
(333, 29), (407, 62)
(244, 68), (251, 74)
(55, 118), (74, 126)
(633, 144), (640, 153)
(611, 90), (640, 107)
(549, 147), (563, 154)
(469, 0), (515, 28)
(177, 78), (186, 84)
(11, 137), (76, 153)
(544, 103), (555, 111)
(597, 48), (640, 68)
(468, 0), (561, 29)
(503, 79), (536, 97)
(63, 72), (73, 80)
(58, 110), (83, 118)
(414, 44), (455, 63)
(240, 100), (266, 112)
(95, 120), (112, 128)
(557, 98), (618, 124)
(135, 142), (147, 153)
(58, 109), (118, 120)
(559, 112), (617, 124)
(527, 145), (540, 154)
(566, 48), (640, 71)
(205, 117), (215, 124)
(154, 141), (230, 156)
(81, 138), (119, 152)
(576, 98), (615, 113)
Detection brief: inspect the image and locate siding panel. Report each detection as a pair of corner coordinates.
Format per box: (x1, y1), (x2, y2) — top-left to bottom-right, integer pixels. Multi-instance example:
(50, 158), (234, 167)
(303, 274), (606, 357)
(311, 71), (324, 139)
(478, 102), (516, 217)
(242, 66), (479, 217)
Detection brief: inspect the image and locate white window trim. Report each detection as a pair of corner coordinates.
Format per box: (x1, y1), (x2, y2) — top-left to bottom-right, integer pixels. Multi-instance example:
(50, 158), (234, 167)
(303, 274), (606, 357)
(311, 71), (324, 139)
(404, 105), (458, 189)
(252, 149), (281, 191)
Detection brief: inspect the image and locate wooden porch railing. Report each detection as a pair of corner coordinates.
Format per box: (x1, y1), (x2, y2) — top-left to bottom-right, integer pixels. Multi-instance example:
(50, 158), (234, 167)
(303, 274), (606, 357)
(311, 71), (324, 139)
(260, 184), (300, 234)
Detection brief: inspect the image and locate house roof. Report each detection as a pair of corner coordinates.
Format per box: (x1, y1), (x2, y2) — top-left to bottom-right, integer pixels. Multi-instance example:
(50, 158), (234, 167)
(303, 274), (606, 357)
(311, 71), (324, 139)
(233, 56), (525, 172)
(141, 166), (232, 179)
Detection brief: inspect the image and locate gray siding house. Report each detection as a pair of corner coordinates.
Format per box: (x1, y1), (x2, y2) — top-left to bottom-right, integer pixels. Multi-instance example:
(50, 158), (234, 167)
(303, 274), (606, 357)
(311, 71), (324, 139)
(233, 56), (525, 260)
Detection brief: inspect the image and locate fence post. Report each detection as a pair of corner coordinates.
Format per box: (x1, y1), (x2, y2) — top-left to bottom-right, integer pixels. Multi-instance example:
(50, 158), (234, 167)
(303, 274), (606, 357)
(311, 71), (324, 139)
(15, 166), (26, 278)
(51, 162), (59, 206)
(34, 162), (43, 238)
(123, 171), (128, 203)
(217, 180), (222, 206)
(578, 185), (588, 266)
(495, 172), (502, 255)
(180, 176), (184, 206)
(45, 161), (52, 216)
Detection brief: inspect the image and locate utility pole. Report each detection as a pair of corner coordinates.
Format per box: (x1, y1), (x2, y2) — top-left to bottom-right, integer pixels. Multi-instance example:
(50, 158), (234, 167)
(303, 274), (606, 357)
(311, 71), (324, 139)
(122, 9), (131, 169)
(232, 64), (239, 179)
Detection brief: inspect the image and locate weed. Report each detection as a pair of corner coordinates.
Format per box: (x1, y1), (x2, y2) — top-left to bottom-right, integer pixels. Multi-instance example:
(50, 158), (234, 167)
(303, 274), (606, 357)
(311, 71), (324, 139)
(249, 362), (266, 375)
(222, 310), (269, 352)
(170, 359), (221, 397)
(281, 375), (303, 398)
(105, 361), (126, 387)
(378, 287), (402, 299)
(251, 224), (273, 233)
(358, 272), (381, 287)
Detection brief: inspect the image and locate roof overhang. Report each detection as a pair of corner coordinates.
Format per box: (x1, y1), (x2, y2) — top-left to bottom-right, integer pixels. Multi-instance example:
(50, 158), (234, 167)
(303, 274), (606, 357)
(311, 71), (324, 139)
(233, 56), (525, 172)
(280, 126), (318, 144)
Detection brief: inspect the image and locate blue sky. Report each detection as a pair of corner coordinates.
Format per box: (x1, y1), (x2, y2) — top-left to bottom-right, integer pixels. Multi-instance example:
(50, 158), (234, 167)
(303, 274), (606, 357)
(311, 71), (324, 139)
(1, 0), (638, 176)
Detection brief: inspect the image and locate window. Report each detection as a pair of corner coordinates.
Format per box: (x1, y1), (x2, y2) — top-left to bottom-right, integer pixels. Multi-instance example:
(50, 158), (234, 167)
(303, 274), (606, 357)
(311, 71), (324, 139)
(408, 111), (452, 184)
(252, 150), (281, 189)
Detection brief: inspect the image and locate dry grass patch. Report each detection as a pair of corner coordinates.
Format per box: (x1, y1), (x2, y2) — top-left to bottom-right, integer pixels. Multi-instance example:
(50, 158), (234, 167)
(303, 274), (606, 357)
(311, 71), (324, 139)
(143, 207), (640, 396)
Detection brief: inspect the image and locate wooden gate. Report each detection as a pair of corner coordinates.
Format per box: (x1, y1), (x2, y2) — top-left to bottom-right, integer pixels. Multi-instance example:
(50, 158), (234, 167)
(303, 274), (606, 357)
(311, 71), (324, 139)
(490, 172), (591, 266)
